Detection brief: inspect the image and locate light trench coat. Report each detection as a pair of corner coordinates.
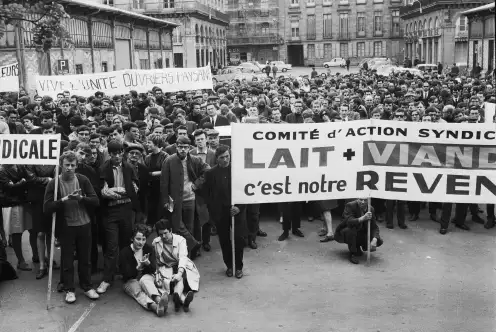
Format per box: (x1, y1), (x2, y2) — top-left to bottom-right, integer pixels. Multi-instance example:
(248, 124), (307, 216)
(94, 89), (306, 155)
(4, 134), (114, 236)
(152, 234), (200, 295)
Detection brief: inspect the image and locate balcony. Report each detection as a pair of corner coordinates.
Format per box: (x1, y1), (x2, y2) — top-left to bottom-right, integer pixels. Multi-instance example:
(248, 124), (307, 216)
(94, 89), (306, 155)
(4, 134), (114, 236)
(111, 1), (230, 24)
(455, 30), (468, 40)
(227, 33), (282, 45)
(307, 33), (316, 40)
(228, 8), (278, 23)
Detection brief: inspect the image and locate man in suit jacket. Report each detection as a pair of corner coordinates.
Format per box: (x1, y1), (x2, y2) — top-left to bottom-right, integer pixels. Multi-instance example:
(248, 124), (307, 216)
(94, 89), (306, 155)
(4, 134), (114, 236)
(160, 137), (209, 260)
(200, 103), (230, 128)
(204, 145), (247, 279)
(335, 199), (383, 264)
(189, 129), (216, 251)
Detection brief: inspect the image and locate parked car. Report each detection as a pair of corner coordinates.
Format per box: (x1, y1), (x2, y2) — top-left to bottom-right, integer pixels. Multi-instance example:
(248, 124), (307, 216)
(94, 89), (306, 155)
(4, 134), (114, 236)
(323, 58), (346, 68)
(237, 62), (262, 73)
(212, 68), (263, 84)
(269, 61), (292, 72)
(416, 64), (438, 72)
(369, 60), (393, 71)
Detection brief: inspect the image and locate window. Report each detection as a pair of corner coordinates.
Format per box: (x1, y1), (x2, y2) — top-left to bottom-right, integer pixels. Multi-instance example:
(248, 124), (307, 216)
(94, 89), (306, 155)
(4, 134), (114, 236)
(133, 0), (144, 9)
(373, 0), (383, 2)
(340, 43), (348, 58)
(306, 0), (315, 5)
(357, 0), (366, 3)
(373, 41), (382, 56)
(324, 43), (332, 58)
(308, 44), (315, 59)
(173, 28), (182, 43)
(163, 0), (174, 8)
(339, 0), (349, 4)
(392, 10), (400, 36)
(149, 30), (160, 50)
(357, 42), (365, 57)
(101, 62), (108, 72)
(291, 27), (300, 37)
(161, 30), (172, 50)
(67, 18), (90, 48)
(323, 14), (332, 38)
(260, 23), (269, 35)
(374, 11), (382, 36)
(140, 59), (150, 69)
(75, 64), (83, 74)
(307, 15), (316, 40)
(134, 28), (147, 49)
(339, 13), (348, 38)
(291, 0), (299, 4)
(357, 13), (366, 37)
(459, 17), (467, 31)
(238, 23), (246, 35)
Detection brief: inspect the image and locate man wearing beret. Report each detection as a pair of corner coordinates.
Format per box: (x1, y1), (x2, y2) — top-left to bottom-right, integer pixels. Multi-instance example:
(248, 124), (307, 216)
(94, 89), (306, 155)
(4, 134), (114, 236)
(335, 198), (383, 264)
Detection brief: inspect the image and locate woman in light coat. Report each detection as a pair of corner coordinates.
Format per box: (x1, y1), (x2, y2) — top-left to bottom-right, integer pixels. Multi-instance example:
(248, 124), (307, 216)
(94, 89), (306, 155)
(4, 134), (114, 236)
(152, 219), (200, 313)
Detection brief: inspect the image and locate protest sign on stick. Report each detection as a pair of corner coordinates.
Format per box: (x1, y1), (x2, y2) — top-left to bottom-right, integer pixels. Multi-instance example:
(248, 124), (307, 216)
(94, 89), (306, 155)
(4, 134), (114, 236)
(0, 134), (61, 308)
(230, 121), (496, 205)
(0, 62), (19, 92)
(35, 65), (213, 98)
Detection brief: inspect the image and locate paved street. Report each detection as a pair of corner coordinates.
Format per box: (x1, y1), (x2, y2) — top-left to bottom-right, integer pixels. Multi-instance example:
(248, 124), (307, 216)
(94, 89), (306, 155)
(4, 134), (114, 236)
(0, 205), (495, 332)
(249, 65), (360, 80)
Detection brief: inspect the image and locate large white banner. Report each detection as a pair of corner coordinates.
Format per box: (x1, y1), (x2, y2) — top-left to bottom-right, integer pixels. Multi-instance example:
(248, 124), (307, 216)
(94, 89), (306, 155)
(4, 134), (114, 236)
(0, 63), (19, 92)
(231, 121), (496, 204)
(0, 134), (61, 165)
(35, 66), (213, 98)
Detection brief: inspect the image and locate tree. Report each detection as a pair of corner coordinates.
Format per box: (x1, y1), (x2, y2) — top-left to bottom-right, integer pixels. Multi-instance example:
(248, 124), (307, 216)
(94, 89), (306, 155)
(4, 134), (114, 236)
(0, 0), (71, 52)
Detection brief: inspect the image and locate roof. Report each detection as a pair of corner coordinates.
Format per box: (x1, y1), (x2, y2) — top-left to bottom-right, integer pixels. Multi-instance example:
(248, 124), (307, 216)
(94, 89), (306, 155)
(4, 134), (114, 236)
(461, 2), (495, 15)
(61, 0), (179, 27)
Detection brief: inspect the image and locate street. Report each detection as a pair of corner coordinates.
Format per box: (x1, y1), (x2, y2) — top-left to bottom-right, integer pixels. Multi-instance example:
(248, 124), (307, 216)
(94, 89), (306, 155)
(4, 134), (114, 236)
(251, 66), (360, 80)
(0, 206), (495, 332)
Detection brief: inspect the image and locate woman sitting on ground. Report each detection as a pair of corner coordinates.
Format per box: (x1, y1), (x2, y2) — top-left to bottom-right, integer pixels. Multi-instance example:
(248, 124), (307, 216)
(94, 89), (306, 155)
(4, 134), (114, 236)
(119, 224), (168, 317)
(152, 219), (200, 313)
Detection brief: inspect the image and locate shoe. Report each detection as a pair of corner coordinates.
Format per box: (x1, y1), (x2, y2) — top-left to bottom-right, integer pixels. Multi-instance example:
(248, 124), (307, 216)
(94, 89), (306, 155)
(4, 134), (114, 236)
(278, 231), (289, 241)
(257, 230), (267, 237)
(455, 224), (470, 231)
(292, 229), (304, 237)
(248, 240), (257, 250)
(235, 269), (243, 279)
(210, 225), (217, 236)
(409, 214), (419, 221)
(318, 229), (327, 236)
(439, 228), (447, 235)
(36, 268), (47, 280)
(96, 281), (110, 294)
(65, 292), (76, 304)
(386, 225), (394, 229)
(202, 243), (211, 252)
(320, 235), (334, 243)
(17, 262), (32, 271)
(156, 293), (168, 317)
(399, 224), (408, 229)
(57, 282), (65, 293)
(349, 254), (359, 264)
(183, 291), (194, 312)
(84, 289), (100, 300)
(173, 292), (182, 312)
(472, 215), (485, 224)
(226, 268), (233, 277)
(430, 214), (438, 222)
(190, 243), (202, 260)
(485, 217), (495, 229)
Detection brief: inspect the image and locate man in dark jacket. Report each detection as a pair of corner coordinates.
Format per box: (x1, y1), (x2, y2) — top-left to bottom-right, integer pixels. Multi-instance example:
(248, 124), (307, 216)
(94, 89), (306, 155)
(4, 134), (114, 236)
(44, 151), (100, 303)
(335, 199), (383, 264)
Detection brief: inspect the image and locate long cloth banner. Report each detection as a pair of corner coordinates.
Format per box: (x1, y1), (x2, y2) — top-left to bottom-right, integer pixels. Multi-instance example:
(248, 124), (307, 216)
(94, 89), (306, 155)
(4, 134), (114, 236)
(35, 65), (213, 98)
(0, 62), (19, 92)
(0, 134), (61, 165)
(231, 121), (496, 204)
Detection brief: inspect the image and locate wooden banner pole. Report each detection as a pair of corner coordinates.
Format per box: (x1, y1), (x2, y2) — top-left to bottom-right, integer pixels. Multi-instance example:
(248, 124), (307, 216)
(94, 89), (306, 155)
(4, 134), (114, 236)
(46, 166), (60, 310)
(231, 214), (235, 274)
(367, 197), (371, 266)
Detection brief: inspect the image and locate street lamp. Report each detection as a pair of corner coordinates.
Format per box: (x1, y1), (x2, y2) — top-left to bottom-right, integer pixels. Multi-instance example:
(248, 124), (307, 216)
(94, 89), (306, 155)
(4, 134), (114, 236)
(412, 0), (423, 14)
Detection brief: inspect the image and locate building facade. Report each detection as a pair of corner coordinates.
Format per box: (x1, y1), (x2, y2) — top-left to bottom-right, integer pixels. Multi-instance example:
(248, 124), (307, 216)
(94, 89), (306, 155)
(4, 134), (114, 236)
(400, 0), (491, 66)
(111, 0), (229, 68)
(461, 3), (495, 75)
(282, 0), (404, 67)
(0, 0), (176, 94)
(226, 0), (285, 65)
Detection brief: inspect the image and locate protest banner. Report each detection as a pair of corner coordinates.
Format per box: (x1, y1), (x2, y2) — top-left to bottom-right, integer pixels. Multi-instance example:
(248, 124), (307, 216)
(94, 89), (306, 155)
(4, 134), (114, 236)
(230, 121), (496, 205)
(0, 134), (61, 165)
(35, 65), (213, 98)
(485, 103), (495, 124)
(0, 62), (19, 92)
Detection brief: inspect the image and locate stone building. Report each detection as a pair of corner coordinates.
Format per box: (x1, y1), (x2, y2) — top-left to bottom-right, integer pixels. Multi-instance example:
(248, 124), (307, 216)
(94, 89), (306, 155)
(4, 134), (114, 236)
(0, 0), (176, 93)
(400, 0), (491, 66)
(110, 0), (229, 68)
(282, 0), (405, 67)
(226, 0), (285, 65)
(461, 2), (495, 75)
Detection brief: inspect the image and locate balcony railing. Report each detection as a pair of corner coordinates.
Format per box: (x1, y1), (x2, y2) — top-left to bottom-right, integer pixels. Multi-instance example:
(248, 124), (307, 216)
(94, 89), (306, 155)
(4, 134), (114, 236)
(455, 30), (468, 39)
(111, 1), (230, 23)
(227, 8), (278, 20)
(227, 34), (281, 45)
(307, 33), (316, 40)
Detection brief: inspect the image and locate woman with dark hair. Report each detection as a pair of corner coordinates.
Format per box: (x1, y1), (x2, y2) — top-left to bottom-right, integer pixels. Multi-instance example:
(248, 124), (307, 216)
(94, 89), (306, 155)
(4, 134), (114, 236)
(119, 224), (167, 317)
(152, 219), (200, 313)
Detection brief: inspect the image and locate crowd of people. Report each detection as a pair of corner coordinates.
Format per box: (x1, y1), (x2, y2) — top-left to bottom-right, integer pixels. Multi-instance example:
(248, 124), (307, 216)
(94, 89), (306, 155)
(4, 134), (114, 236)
(0, 65), (495, 313)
